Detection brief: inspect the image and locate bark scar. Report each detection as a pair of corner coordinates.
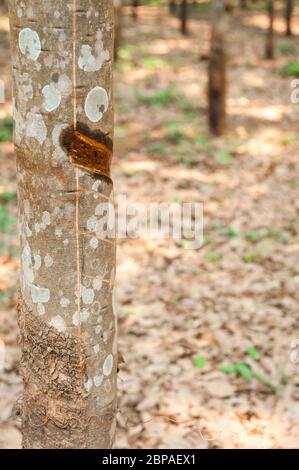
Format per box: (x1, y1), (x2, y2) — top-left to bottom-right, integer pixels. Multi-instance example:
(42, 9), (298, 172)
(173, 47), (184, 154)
(61, 124), (113, 177)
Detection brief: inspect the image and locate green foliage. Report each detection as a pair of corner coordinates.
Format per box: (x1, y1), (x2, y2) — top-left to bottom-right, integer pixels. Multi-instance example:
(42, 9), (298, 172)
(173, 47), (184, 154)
(267, 228), (288, 243)
(280, 135), (295, 146)
(194, 356), (206, 369)
(243, 252), (258, 263)
(0, 117), (13, 142)
(235, 362), (253, 381)
(247, 346), (259, 361)
(191, 1), (210, 11)
(164, 121), (184, 143)
(0, 205), (14, 233)
(281, 61), (299, 77)
(117, 45), (133, 61)
(247, 230), (263, 242)
(276, 43), (297, 56)
(0, 191), (17, 203)
(135, 86), (176, 107)
(205, 252), (222, 262)
(254, 372), (281, 395)
(215, 224), (224, 233)
(146, 142), (166, 154)
(227, 227), (240, 238)
(220, 347), (283, 395)
(220, 364), (238, 375)
(195, 135), (212, 153)
(215, 150), (233, 164)
(278, 369), (289, 386)
(142, 56), (167, 69)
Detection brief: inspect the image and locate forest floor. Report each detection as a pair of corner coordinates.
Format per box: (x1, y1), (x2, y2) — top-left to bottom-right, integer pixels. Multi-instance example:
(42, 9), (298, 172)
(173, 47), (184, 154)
(0, 5), (299, 449)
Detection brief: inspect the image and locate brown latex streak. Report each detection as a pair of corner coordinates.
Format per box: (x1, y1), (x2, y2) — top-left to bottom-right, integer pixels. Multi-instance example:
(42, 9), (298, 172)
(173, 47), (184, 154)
(69, 131), (112, 177)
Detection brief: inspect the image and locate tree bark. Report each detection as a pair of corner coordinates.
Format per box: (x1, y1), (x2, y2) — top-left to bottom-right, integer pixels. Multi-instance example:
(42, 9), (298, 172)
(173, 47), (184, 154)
(265, 0), (275, 59)
(114, 0), (123, 60)
(208, 0), (227, 136)
(285, 0), (293, 36)
(169, 0), (177, 15)
(132, 0), (139, 21)
(180, 0), (188, 36)
(8, 0), (117, 449)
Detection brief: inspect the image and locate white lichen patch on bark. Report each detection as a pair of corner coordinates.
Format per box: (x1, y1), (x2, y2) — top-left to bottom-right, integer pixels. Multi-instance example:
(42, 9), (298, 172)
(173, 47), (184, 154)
(84, 86), (109, 123)
(30, 284), (50, 304)
(103, 354), (113, 376)
(72, 308), (90, 326)
(26, 112), (47, 144)
(42, 83), (61, 112)
(48, 315), (66, 333)
(78, 29), (109, 72)
(18, 28), (41, 61)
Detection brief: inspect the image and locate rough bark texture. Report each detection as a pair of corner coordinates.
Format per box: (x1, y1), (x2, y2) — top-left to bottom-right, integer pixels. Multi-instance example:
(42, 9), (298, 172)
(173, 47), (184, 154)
(8, 0), (117, 449)
(265, 0), (274, 59)
(285, 0), (293, 36)
(208, 0), (227, 136)
(180, 0), (188, 36)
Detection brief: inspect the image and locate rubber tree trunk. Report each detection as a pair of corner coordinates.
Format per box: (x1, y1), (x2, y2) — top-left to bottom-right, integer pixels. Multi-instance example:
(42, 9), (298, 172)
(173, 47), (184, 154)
(265, 0), (275, 59)
(114, 0), (123, 60)
(8, 0), (117, 449)
(132, 0), (139, 21)
(180, 0), (188, 35)
(285, 0), (293, 36)
(208, 0), (227, 136)
(169, 0), (177, 15)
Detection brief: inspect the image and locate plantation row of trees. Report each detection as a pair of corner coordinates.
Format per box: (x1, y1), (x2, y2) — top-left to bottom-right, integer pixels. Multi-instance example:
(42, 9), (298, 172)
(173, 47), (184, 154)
(115, 0), (295, 136)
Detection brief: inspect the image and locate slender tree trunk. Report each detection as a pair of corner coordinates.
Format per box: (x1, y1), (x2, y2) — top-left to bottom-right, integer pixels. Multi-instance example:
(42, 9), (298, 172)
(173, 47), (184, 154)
(114, 0), (123, 60)
(208, 0), (227, 136)
(265, 0), (275, 59)
(180, 0), (188, 35)
(285, 0), (293, 36)
(169, 0), (177, 15)
(8, 0), (117, 449)
(132, 0), (139, 21)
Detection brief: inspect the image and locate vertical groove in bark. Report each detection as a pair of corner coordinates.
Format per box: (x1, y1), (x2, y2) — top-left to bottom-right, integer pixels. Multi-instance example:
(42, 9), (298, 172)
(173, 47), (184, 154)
(285, 0), (293, 36)
(265, 0), (275, 59)
(8, 0), (117, 449)
(208, 0), (227, 136)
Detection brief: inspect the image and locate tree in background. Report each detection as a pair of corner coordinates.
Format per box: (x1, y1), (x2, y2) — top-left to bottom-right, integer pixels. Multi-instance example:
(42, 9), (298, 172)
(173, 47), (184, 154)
(132, 0), (139, 20)
(169, 0), (177, 15)
(115, 0), (123, 60)
(8, 0), (117, 448)
(285, 0), (293, 36)
(181, 0), (188, 35)
(265, 0), (275, 59)
(208, 0), (227, 136)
